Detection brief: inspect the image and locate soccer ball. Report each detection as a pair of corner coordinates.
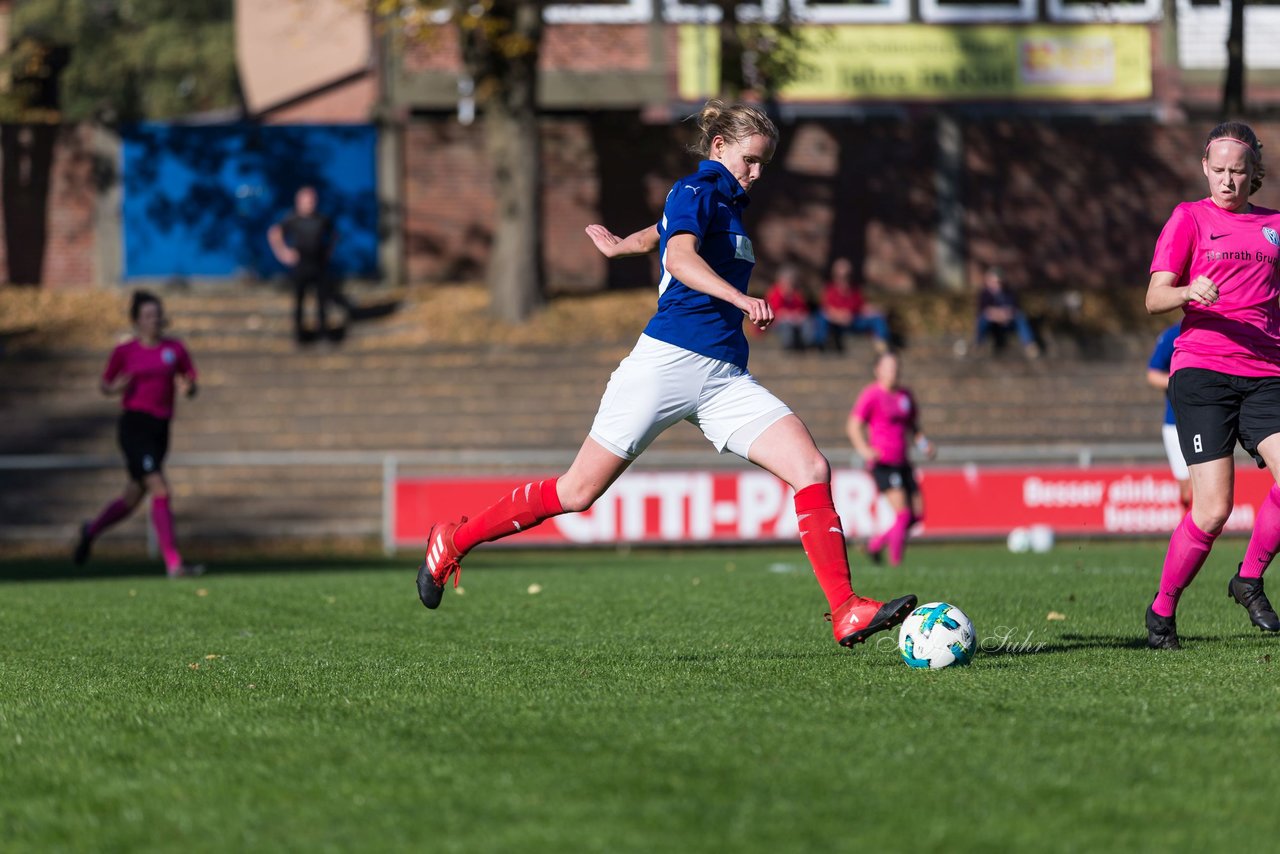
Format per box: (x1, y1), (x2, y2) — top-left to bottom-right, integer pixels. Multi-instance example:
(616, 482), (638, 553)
(898, 602), (977, 669)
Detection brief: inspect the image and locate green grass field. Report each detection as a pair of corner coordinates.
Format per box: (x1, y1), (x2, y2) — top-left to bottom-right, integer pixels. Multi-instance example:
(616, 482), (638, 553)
(2, 541), (1277, 853)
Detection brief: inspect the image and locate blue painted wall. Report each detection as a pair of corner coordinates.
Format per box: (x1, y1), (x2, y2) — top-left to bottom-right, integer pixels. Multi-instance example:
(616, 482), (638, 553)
(121, 124), (378, 280)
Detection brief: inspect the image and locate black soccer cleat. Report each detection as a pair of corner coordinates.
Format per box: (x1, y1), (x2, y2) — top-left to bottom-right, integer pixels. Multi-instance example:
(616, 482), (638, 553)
(73, 522), (92, 567)
(1228, 571), (1280, 632)
(1146, 605), (1181, 650)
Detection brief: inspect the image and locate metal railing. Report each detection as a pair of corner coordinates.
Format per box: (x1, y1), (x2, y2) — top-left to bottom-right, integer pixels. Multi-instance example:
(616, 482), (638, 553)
(0, 442), (1181, 554)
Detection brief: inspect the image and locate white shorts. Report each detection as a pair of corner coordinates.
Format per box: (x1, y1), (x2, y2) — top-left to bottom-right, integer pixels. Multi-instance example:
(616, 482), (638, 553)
(1163, 422), (1190, 481)
(589, 334), (793, 461)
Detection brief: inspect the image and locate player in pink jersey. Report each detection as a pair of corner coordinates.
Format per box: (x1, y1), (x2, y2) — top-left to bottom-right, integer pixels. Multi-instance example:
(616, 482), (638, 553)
(1144, 121), (1280, 649)
(74, 291), (203, 577)
(847, 352), (935, 567)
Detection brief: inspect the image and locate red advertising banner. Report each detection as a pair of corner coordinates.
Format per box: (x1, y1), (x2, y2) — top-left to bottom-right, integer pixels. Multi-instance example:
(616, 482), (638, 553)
(393, 465), (1272, 547)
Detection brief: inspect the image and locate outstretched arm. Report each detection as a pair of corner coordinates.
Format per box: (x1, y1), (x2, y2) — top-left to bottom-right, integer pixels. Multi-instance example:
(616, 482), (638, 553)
(585, 224), (659, 259)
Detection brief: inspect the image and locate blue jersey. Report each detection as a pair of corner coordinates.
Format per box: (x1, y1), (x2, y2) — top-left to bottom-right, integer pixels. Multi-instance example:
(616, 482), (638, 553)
(643, 160), (756, 370)
(1148, 323), (1181, 425)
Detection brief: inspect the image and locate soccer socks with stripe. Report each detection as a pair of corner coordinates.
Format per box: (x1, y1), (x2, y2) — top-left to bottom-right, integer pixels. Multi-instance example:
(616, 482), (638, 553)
(885, 509), (913, 567)
(1153, 513), (1220, 617)
(453, 478), (565, 555)
(86, 497), (132, 539)
(794, 483), (854, 611)
(151, 495), (183, 573)
(1240, 485), (1280, 579)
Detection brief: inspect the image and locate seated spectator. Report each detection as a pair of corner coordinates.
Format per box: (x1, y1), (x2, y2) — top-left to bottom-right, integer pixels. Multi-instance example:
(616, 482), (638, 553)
(975, 266), (1040, 358)
(764, 265), (814, 352)
(814, 257), (891, 354)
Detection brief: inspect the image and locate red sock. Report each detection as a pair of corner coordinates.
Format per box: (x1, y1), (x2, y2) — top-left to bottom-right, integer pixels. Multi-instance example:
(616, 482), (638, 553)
(794, 483), (854, 611)
(86, 497), (132, 539)
(1241, 485), (1280, 579)
(151, 495), (182, 572)
(453, 478), (565, 555)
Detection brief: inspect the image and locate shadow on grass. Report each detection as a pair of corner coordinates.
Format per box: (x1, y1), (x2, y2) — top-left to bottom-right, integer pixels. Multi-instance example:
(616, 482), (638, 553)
(979, 631), (1210, 656)
(0, 556), (406, 583)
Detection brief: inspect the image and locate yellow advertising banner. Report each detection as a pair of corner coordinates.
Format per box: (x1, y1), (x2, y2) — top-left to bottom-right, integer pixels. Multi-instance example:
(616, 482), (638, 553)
(678, 24), (1152, 102)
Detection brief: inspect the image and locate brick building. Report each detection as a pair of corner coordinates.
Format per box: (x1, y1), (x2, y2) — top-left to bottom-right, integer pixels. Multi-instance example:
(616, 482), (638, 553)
(3, 0), (1280, 292)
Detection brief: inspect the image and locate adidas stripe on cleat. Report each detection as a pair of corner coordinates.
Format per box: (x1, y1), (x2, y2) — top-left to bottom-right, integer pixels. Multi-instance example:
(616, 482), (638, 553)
(827, 593), (918, 648)
(417, 520), (464, 610)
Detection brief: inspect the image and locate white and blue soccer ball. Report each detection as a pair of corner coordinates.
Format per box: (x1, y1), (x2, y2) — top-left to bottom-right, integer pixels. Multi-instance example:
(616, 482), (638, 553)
(898, 602), (977, 669)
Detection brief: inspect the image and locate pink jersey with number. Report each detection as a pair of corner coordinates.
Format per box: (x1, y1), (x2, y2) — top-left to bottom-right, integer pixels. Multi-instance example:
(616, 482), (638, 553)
(102, 338), (196, 420)
(1150, 197), (1280, 377)
(852, 383), (917, 466)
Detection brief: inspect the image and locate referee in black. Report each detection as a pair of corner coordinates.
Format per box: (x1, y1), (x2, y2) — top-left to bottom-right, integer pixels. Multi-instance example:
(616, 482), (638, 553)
(268, 185), (341, 343)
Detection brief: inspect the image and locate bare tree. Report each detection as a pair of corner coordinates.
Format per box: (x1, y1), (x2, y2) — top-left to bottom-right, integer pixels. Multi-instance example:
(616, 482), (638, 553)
(1222, 0), (1245, 117)
(375, 0), (545, 323)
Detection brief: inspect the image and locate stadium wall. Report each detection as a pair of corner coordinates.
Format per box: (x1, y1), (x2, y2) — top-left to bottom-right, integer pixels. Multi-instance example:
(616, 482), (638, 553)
(4, 117), (1280, 291)
(402, 114), (1280, 295)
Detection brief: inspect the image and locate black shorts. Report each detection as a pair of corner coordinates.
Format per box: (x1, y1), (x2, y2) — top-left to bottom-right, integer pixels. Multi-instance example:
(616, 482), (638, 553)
(118, 410), (170, 482)
(1169, 367), (1280, 468)
(872, 463), (917, 495)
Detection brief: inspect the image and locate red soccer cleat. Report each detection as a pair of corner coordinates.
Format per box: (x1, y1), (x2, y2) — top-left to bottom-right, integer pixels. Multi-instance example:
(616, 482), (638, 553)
(417, 520), (465, 609)
(827, 592), (918, 647)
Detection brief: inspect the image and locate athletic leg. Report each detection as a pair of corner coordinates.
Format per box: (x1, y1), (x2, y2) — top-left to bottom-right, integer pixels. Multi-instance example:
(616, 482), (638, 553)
(745, 414), (916, 645)
(873, 487), (911, 567)
(144, 472), (184, 575)
(76, 480), (145, 566)
(1153, 457), (1232, 619)
(419, 437), (633, 609)
(1228, 433), (1280, 631)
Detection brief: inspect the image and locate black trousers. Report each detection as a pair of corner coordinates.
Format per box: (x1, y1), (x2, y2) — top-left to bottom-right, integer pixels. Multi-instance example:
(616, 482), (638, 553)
(292, 265), (336, 337)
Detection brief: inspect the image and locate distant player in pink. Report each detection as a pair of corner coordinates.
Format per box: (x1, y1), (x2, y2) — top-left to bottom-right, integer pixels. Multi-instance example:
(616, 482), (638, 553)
(75, 291), (203, 577)
(847, 352), (935, 566)
(1144, 121), (1280, 649)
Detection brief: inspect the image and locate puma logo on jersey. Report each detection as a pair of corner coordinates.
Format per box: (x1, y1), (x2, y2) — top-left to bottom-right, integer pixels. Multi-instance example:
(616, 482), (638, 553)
(683, 185), (701, 195)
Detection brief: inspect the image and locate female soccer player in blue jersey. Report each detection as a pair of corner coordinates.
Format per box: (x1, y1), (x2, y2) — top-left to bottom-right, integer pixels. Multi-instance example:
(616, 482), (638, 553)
(416, 100), (917, 649)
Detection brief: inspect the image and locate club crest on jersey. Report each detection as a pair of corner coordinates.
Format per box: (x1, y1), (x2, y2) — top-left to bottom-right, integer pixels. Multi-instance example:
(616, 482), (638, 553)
(1264, 227), (1280, 247)
(734, 235), (755, 263)
(161, 348), (176, 365)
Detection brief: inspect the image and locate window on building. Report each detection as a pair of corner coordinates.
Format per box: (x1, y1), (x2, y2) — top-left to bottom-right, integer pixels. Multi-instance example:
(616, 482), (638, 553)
(545, 0), (655, 24)
(918, 0), (1036, 23)
(1176, 0), (1280, 69)
(661, 0), (785, 23)
(790, 0), (910, 23)
(1046, 0), (1161, 23)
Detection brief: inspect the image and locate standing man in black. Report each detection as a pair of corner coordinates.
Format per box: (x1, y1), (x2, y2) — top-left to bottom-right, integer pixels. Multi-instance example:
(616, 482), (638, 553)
(268, 186), (341, 343)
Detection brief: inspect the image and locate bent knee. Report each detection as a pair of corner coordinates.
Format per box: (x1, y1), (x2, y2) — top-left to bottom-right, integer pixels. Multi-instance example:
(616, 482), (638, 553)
(1194, 505), (1232, 535)
(556, 481), (601, 514)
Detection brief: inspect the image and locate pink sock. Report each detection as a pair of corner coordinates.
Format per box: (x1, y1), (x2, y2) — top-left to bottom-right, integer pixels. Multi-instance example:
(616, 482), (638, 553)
(151, 496), (182, 572)
(794, 483), (854, 610)
(453, 478), (565, 554)
(886, 509), (912, 566)
(1152, 513), (1219, 617)
(867, 530), (886, 555)
(1241, 485), (1280, 579)
(86, 497), (132, 539)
